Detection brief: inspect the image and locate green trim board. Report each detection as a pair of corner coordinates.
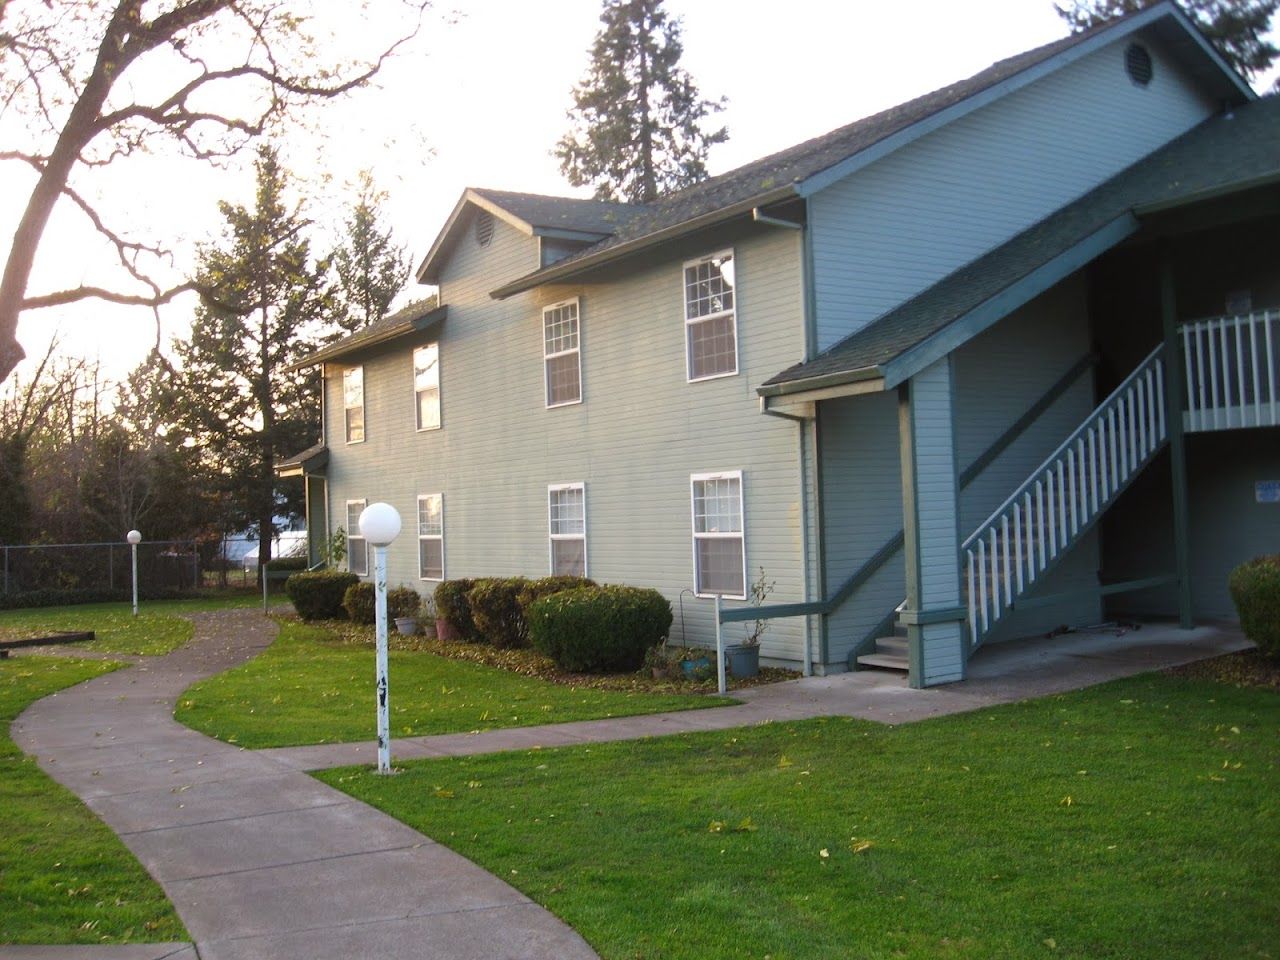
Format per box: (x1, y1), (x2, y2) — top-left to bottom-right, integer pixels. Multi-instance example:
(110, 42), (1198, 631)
(1011, 574), (1177, 611)
(1160, 256), (1195, 628)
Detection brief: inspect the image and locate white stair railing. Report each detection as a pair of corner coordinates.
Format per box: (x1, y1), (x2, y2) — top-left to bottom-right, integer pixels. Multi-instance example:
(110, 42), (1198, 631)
(962, 344), (1166, 648)
(1182, 309), (1279, 432)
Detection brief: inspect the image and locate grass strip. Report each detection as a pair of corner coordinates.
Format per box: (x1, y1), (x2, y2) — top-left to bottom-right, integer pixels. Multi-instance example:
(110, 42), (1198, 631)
(177, 618), (733, 748)
(0, 657), (187, 945)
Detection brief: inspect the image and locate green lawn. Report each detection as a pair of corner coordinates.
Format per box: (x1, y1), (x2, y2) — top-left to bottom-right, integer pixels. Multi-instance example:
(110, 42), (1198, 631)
(0, 595), (261, 656)
(0, 657), (187, 945)
(319, 674), (1279, 960)
(177, 619), (733, 748)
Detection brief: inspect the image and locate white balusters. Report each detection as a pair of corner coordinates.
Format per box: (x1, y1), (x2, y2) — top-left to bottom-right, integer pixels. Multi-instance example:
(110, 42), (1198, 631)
(1182, 311), (1280, 432)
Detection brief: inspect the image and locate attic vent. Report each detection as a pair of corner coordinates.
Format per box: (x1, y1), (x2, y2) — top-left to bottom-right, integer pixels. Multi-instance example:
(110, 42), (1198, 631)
(1125, 43), (1153, 86)
(475, 210), (494, 247)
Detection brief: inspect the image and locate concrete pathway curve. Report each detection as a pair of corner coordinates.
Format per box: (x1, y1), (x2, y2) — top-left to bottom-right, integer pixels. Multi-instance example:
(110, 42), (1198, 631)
(11, 610), (598, 960)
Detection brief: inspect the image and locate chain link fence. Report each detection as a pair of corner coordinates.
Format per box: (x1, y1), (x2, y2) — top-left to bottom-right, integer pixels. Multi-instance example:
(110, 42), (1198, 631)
(0, 536), (291, 596)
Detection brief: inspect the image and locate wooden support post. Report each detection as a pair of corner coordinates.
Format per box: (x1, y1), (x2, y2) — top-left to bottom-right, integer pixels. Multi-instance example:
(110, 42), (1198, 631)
(1160, 257), (1194, 629)
(899, 358), (967, 688)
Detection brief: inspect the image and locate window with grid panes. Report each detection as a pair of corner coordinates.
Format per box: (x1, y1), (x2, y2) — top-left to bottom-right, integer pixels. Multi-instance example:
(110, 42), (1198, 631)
(690, 472), (745, 597)
(413, 344), (440, 431)
(543, 300), (582, 406)
(548, 483), (586, 575)
(417, 494), (443, 580)
(684, 252), (737, 381)
(343, 367), (364, 443)
(346, 499), (368, 576)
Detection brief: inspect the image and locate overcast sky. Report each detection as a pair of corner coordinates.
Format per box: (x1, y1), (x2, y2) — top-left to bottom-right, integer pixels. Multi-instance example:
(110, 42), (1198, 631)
(5, 0), (1276, 384)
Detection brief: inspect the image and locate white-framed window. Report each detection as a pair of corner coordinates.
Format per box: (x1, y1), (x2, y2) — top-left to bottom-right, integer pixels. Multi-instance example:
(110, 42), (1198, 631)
(417, 493), (444, 581)
(346, 499), (368, 576)
(414, 343), (441, 431)
(543, 299), (582, 407)
(343, 366), (365, 443)
(690, 471), (745, 598)
(684, 251), (737, 381)
(548, 483), (587, 576)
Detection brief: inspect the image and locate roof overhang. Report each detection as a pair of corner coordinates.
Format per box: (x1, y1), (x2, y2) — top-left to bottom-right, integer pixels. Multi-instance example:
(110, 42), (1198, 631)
(489, 185), (799, 299)
(275, 444), (328, 479)
(288, 304), (447, 372)
(416, 188), (608, 285)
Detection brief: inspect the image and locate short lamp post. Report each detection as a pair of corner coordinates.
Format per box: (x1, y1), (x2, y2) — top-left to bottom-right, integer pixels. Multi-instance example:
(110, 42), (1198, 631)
(126, 530), (142, 617)
(358, 503), (401, 775)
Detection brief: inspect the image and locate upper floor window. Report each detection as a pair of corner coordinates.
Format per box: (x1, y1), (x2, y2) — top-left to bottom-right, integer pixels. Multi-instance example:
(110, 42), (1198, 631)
(414, 344), (441, 431)
(690, 471), (745, 598)
(544, 299), (582, 407)
(346, 499), (368, 576)
(548, 483), (587, 576)
(417, 493), (444, 581)
(684, 251), (737, 381)
(343, 366), (364, 443)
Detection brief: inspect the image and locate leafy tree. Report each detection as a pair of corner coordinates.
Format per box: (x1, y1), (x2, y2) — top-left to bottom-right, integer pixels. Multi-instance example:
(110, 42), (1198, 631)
(331, 171), (409, 333)
(556, 0), (728, 203)
(175, 146), (330, 570)
(1055, 0), (1279, 82)
(0, 0), (428, 386)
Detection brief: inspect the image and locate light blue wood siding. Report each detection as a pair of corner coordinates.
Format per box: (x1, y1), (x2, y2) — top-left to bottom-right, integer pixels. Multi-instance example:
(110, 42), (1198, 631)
(808, 35), (1216, 351)
(819, 391), (904, 667)
(952, 276), (1102, 640)
(324, 211), (812, 665)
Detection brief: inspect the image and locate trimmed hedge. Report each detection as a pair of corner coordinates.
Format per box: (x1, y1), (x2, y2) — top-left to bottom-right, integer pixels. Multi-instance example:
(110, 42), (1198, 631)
(516, 576), (596, 617)
(265, 556), (308, 572)
(388, 587), (422, 620)
(1229, 555), (1280, 659)
(343, 582), (376, 624)
(434, 578), (478, 641)
(528, 585), (672, 673)
(469, 578), (530, 649)
(342, 583), (420, 625)
(285, 570), (359, 621)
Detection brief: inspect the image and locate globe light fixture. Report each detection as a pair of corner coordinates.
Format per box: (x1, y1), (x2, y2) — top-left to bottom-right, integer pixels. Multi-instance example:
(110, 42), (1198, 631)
(126, 530), (142, 617)
(358, 503), (401, 774)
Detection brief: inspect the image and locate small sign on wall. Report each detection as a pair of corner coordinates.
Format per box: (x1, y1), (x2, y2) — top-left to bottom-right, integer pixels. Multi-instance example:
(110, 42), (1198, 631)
(1257, 481), (1280, 504)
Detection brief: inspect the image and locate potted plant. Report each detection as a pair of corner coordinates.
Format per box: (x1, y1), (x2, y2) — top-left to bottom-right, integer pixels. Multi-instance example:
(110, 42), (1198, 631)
(724, 568), (775, 679)
(389, 587), (421, 636)
(420, 595), (438, 639)
(643, 642), (675, 679)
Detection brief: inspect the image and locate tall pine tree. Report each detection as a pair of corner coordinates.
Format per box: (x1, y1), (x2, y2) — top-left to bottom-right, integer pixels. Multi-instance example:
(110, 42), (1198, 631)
(331, 171), (409, 333)
(556, 0), (728, 203)
(1056, 0), (1278, 82)
(175, 146), (330, 568)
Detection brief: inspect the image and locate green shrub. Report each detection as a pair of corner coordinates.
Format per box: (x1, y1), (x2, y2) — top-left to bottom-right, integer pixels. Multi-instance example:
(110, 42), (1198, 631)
(265, 556), (308, 572)
(285, 570), (359, 621)
(342, 582), (376, 625)
(469, 577), (531, 648)
(1229, 555), (1280, 659)
(388, 586), (422, 620)
(528, 585), (672, 673)
(516, 575), (597, 617)
(434, 578), (478, 641)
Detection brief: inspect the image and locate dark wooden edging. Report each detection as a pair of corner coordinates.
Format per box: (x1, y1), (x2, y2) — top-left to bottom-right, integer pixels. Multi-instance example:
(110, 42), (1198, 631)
(0, 630), (96, 652)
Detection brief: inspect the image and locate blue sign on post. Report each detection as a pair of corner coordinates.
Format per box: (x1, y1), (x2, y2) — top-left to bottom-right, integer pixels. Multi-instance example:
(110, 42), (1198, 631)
(1256, 481), (1280, 504)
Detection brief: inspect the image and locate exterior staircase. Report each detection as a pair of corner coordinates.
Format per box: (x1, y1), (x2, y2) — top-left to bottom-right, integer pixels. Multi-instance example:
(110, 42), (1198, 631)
(858, 342), (1169, 672)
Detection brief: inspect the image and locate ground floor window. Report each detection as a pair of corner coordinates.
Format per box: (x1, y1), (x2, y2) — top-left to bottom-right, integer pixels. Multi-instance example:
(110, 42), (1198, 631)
(345, 499), (368, 576)
(548, 483), (587, 576)
(417, 493), (444, 581)
(690, 471), (745, 598)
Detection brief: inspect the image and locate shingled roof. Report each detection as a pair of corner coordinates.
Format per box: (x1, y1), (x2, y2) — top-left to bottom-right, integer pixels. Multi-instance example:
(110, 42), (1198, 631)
(489, 1), (1249, 299)
(760, 93), (1280, 395)
(290, 297), (444, 370)
(467, 187), (643, 237)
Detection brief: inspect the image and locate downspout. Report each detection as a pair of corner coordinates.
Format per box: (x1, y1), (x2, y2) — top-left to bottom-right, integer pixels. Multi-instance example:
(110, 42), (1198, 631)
(753, 201), (820, 676)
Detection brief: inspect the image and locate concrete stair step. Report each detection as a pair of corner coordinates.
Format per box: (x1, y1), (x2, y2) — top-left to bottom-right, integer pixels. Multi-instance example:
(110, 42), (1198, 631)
(876, 635), (907, 655)
(856, 651), (910, 671)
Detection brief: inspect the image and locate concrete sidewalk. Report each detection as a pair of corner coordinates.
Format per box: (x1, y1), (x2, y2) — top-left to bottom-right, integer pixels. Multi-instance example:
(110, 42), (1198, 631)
(261, 619), (1251, 772)
(9, 609), (597, 960)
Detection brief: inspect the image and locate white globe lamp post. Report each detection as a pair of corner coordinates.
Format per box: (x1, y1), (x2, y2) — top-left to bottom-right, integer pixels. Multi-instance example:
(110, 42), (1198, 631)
(358, 503), (401, 774)
(126, 530), (142, 617)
